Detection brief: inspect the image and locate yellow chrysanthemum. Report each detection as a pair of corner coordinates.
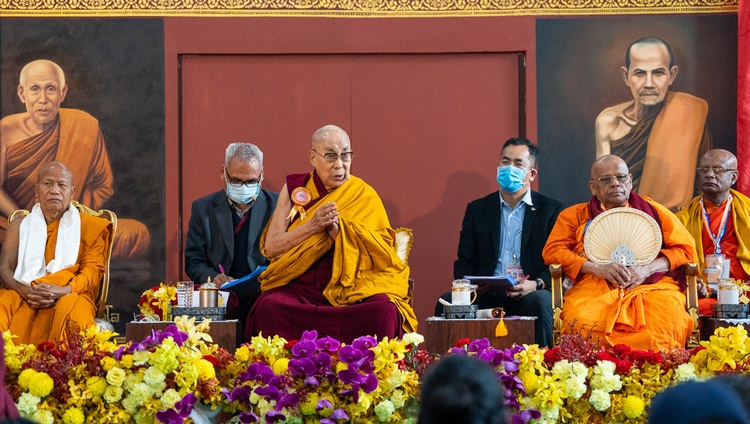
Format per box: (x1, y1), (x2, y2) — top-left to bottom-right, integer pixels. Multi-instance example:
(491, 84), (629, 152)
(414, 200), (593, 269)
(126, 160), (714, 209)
(17, 368), (36, 390)
(622, 395), (646, 418)
(518, 370), (540, 395)
(28, 372), (54, 397)
(87, 375), (109, 397)
(62, 407), (85, 424)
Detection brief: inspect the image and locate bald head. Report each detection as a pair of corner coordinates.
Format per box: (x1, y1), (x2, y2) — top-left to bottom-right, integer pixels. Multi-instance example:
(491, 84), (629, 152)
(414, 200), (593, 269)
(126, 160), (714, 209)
(17, 60), (68, 129)
(589, 155), (633, 209)
(312, 125), (350, 149)
(35, 161), (75, 223)
(309, 124), (352, 191)
(20, 60), (66, 87)
(697, 149), (738, 204)
(36, 161), (73, 184)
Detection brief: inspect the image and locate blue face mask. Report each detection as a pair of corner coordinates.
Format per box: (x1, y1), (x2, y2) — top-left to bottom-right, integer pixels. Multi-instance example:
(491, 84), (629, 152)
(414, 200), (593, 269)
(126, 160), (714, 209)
(496, 165), (527, 193)
(226, 183), (260, 205)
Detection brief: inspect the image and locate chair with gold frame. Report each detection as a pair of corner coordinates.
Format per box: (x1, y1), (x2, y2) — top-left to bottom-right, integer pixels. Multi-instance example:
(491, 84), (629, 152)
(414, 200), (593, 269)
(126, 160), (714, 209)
(550, 263), (700, 347)
(8, 200), (117, 322)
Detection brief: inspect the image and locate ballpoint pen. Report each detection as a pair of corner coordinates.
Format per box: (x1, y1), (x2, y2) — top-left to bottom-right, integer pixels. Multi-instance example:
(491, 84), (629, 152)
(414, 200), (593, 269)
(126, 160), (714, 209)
(218, 264), (225, 274)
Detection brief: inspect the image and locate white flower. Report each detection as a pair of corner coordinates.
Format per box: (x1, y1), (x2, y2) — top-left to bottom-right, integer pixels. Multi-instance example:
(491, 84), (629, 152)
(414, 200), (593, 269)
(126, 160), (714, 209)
(374, 399), (396, 422)
(564, 378), (587, 399)
(16, 392), (41, 416)
(402, 332), (424, 346)
(32, 409), (54, 424)
(143, 365), (167, 386)
(589, 389), (611, 411)
(674, 363), (699, 382)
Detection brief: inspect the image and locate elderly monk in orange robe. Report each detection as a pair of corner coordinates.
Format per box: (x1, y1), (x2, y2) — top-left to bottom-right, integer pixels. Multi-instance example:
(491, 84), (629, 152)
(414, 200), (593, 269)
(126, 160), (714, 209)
(677, 149), (750, 315)
(0, 59), (148, 259)
(0, 162), (111, 344)
(246, 125), (417, 343)
(543, 155), (697, 350)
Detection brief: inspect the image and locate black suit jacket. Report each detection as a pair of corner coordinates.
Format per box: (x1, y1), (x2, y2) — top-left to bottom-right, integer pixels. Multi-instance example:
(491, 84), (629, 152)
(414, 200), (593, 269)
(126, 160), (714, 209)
(453, 190), (563, 286)
(185, 189), (278, 284)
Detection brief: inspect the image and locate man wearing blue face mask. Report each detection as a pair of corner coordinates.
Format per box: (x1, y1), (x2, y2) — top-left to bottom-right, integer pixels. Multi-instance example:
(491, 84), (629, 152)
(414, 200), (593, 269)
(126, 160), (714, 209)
(185, 143), (278, 323)
(435, 138), (563, 347)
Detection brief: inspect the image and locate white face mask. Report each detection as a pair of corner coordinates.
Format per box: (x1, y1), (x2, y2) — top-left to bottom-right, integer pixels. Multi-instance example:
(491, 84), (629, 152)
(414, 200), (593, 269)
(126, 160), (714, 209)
(226, 182), (260, 205)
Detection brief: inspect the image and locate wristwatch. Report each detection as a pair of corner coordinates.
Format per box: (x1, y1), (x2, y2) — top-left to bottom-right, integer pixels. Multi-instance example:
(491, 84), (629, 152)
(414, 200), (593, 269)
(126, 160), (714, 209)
(535, 279), (545, 290)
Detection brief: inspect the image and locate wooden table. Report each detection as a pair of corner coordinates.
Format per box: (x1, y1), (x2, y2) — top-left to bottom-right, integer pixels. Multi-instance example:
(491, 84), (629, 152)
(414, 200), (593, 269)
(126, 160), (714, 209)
(700, 317), (750, 341)
(126, 320), (241, 351)
(424, 316), (536, 355)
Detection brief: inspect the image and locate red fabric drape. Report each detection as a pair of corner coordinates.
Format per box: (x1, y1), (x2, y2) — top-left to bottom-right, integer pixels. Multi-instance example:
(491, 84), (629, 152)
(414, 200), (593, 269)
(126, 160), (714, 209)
(739, 1), (750, 194)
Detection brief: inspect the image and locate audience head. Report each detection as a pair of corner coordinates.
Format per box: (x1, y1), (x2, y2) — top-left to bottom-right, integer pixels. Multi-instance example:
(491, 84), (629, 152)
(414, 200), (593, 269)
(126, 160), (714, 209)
(222, 143), (264, 206)
(497, 138), (538, 195)
(34, 161), (75, 222)
(589, 155), (632, 209)
(621, 37), (678, 107)
(18, 59), (68, 128)
(648, 380), (750, 424)
(696, 149), (738, 202)
(712, 374), (750, 415)
(417, 355), (507, 424)
(309, 125), (352, 192)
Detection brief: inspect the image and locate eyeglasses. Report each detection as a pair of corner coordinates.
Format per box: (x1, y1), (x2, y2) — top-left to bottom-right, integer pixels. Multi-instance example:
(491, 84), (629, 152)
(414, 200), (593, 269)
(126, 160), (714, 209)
(591, 174), (630, 185)
(312, 150), (354, 164)
(696, 166), (736, 176)
(224, 168), (261, 188)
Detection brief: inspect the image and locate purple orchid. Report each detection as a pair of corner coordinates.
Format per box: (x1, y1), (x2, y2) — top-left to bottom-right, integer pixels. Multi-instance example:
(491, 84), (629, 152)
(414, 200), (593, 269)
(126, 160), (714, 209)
(155, 393), (197, 424)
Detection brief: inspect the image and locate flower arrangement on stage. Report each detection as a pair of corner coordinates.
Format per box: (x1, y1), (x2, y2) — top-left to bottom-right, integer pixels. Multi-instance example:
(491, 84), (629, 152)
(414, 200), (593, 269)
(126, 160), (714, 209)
(139, 283), (178, 321)
(5, 323), (750, 423)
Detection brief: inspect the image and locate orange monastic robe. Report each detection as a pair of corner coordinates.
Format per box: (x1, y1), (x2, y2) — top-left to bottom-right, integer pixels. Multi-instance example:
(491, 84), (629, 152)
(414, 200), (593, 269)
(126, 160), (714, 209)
(0, 212), (111, 345)
(543, 197), (697, 350)
(677, 189), (750, 315)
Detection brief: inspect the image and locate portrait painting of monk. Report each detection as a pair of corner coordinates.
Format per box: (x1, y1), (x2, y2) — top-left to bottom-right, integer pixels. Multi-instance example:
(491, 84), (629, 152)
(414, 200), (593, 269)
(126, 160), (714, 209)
(536, 16), (737, 208)
(0, 19), (165, 334)
(594, 37), (711, 211)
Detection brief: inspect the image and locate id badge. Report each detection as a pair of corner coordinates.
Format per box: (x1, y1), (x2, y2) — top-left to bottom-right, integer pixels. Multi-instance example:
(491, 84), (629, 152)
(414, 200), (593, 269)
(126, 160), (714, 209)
(704, 254), (725, 286)
(505, 264), (524, 282)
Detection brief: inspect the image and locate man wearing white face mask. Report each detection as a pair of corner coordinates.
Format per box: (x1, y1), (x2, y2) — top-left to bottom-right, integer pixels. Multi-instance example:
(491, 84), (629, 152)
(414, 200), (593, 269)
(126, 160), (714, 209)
(435, 138), (563, 347)
(185, 143), (278, 322)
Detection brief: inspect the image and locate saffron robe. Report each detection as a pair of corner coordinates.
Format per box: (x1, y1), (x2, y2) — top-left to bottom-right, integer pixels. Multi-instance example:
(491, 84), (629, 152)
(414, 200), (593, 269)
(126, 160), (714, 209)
(611, 92), (711, 211)
(0, 108), (148, 259)
(543, 195), (697, 350)
(247, 172), (417, 342)
(0, 212), (111, 344)
(677, 189), (750, 314)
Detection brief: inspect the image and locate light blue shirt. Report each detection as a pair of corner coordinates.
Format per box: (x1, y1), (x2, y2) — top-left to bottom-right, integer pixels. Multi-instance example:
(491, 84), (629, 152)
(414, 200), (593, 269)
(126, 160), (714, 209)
(493, 189), (533, 276)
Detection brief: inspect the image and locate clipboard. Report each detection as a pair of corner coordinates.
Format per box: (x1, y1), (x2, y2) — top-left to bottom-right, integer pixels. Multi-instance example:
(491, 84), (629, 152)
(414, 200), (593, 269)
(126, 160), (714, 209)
(463, 274), (518, 293)
(221, 266), (267, 290)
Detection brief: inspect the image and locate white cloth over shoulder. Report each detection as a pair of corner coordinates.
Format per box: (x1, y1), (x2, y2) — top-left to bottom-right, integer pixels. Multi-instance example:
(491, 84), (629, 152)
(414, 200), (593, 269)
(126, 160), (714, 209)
(14, 203), (81, 284)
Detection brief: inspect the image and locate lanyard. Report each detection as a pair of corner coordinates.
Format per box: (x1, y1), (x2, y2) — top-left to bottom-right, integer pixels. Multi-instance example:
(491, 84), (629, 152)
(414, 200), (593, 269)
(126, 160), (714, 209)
(700, 194), (733, 254)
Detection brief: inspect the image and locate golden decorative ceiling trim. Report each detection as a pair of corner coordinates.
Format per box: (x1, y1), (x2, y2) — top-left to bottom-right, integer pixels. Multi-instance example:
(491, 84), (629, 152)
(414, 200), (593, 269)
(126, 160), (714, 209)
(0, 0), (737, 17)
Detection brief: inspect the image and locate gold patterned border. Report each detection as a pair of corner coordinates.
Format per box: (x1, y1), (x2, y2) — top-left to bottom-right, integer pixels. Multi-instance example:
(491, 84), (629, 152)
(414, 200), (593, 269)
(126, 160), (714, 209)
(0, 0), (737, 17)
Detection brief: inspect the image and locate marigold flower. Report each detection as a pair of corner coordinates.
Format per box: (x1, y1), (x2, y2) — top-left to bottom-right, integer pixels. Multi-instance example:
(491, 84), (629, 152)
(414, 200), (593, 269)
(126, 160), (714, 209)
(28, 371), (54, 397)
(622, 395), (646, 418)
(86, 375), (108, 397)
(62, 407), (85, 424)
(17, 368), (35, 389)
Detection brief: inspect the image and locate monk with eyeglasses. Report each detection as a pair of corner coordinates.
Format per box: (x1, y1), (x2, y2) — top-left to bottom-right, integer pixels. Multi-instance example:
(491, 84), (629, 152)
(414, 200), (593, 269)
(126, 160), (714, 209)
(245, 125), (417, 343)
(543, 155), (697, 350)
